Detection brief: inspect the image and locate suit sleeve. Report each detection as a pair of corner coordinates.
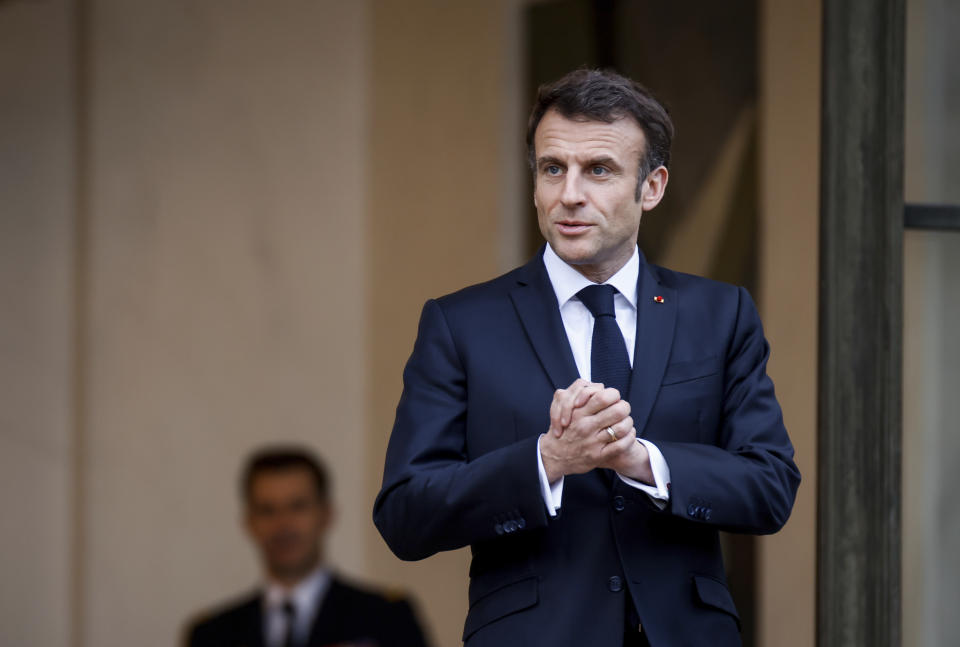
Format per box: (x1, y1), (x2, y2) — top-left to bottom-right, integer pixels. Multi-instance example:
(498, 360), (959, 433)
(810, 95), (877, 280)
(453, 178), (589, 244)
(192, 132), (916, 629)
(373, 299), (550, 561)
(655, 287), (801, 534)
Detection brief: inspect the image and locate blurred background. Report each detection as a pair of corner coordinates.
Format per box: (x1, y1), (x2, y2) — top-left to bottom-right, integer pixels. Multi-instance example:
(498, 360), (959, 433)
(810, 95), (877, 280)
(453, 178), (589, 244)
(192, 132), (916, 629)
(0, 0), (956, 646)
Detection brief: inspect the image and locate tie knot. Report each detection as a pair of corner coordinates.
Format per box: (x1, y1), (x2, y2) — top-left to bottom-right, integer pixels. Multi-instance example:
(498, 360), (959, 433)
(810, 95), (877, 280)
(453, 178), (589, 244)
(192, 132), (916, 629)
(577, 284), (618, 318)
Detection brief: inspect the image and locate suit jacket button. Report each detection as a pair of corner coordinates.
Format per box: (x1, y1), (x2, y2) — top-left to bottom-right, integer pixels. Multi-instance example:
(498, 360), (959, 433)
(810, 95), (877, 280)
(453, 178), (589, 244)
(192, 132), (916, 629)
(608, 576), (623, 592)
(704, 509), (712, 521)
(687, 504), (697, 517)
(494, 523), (504, 535)
(505, 520), (517, 533)
(613, 496), (625, 512)
(517, 518), (526, 529)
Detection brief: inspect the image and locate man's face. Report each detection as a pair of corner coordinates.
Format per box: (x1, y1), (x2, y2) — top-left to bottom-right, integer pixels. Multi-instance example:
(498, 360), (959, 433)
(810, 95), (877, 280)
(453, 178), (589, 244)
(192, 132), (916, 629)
(245, 469), (332, 583)
(533, 109), (667, 281)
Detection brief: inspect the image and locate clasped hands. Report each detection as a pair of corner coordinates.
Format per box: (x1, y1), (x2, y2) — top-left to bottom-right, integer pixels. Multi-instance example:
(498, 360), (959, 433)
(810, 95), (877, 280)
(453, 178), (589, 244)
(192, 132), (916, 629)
(539, 378), (654, 485)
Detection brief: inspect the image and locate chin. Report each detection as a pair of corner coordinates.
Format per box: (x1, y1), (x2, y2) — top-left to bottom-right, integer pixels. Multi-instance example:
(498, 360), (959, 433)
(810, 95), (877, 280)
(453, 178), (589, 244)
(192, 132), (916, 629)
(272, 559), (312, 578)
(550, 241), (596, 266)
(271, 553), (307, 570)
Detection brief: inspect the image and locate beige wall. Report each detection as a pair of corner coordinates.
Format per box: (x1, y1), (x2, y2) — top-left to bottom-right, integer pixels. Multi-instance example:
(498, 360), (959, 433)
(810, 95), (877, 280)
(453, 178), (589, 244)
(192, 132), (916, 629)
(0, 2), (77, 646)
(365, 2), (525, 645)
(756, 1), (820, 646)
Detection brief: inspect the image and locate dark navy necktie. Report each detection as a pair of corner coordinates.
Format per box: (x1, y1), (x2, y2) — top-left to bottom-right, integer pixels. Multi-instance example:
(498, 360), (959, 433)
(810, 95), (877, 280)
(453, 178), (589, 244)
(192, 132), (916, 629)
(576, 284), (631, 397)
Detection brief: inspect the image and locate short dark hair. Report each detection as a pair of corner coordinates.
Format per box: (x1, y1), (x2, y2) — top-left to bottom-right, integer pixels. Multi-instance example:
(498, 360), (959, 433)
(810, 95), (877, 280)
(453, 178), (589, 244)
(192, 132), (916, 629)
(526, 68), (674, 198)
(241, 446), (330, 503)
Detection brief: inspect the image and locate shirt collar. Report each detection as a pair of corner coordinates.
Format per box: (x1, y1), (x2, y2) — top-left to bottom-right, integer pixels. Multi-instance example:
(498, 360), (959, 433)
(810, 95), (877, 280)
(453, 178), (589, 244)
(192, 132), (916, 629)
(542, 243), (639, 309)
(263, 566), (331, 613)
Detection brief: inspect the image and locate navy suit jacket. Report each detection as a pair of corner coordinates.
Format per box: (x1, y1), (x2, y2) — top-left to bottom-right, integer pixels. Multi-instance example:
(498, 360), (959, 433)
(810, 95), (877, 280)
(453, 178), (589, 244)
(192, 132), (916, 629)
(373, 248), (800, 647)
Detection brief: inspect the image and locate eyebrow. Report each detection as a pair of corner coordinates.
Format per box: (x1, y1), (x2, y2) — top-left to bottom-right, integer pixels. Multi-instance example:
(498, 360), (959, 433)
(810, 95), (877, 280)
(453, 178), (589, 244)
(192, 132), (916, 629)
(536, 155), (623, 171)
(586, 156), (621, 170)
(536, 155), (565, 169)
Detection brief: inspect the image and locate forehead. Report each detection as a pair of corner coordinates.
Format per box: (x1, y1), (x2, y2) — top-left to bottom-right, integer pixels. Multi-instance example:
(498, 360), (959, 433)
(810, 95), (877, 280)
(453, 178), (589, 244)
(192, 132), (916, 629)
(534, 109), (646, 161)
(249, 468), (316, 498)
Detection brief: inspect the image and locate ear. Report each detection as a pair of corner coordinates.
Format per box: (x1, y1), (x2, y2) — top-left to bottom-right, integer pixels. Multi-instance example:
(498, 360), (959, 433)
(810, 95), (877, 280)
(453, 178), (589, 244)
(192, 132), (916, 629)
(640, 166), (669, 212)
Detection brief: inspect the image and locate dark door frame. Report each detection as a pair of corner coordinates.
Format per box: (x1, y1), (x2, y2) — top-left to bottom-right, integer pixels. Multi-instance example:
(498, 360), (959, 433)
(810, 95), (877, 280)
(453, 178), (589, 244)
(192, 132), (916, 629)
(819, 1), (960, 644)
(817, 1), (905, 646)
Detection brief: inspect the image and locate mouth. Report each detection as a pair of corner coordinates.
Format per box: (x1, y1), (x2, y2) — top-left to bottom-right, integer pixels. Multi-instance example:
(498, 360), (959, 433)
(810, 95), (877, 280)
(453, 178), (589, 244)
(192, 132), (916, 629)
(555, 220), (593, 235)
(269, 534), (302, 552)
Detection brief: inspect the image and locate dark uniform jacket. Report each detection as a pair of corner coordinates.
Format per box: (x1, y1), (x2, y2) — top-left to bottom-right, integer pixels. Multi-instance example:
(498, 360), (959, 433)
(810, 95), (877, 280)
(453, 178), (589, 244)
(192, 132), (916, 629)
(187, 575), (429, 647)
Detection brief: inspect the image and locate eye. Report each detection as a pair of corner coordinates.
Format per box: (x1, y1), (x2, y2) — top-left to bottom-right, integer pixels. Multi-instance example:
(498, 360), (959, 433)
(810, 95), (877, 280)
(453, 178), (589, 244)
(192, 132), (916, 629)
(254, 504), (277, 518)
(544, 165), (562, 176)
(590, 165), (609, 176)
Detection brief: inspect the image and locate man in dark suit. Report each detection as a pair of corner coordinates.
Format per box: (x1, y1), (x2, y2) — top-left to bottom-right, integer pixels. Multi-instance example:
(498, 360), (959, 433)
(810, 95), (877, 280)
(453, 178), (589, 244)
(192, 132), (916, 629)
(373, 69), (801, 647)
(188, 447), (429, 647)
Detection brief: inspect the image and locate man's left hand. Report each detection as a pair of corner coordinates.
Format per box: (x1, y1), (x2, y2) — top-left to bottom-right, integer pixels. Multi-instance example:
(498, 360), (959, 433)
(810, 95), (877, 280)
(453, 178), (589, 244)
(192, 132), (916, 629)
(599, 433), (654, 485)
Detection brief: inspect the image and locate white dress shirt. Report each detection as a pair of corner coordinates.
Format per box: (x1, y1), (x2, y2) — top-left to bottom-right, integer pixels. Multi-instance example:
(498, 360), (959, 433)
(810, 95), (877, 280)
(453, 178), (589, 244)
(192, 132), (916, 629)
(262, 567), (332, 647)
(536, 243), (672, 516)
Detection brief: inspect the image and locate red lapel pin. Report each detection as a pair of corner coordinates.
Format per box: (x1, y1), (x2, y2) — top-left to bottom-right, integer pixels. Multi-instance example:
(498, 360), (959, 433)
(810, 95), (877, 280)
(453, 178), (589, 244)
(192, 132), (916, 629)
(653, 295), (665, 304)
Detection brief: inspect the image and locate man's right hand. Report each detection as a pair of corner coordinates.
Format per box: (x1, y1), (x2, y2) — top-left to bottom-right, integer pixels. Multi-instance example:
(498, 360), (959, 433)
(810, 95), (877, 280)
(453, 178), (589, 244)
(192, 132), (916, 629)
(540, 379), (635, 483)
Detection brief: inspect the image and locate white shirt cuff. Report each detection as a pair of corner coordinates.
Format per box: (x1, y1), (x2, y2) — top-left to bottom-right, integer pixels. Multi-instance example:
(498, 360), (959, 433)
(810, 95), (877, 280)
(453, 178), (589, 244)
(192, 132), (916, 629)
(617, 439), (671, 510)
(537, 434), (564, 517)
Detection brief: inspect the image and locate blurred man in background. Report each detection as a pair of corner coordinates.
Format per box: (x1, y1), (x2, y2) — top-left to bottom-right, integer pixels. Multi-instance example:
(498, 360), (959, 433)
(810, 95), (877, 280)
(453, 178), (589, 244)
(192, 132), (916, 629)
(187, 447), (429, 647)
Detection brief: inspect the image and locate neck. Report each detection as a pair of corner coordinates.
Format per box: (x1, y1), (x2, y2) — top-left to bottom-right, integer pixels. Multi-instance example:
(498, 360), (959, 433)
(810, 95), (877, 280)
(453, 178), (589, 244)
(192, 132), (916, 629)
(574, 265), (618, 283)
(267, 555), (322, 590)
(570, 247), (634, 284)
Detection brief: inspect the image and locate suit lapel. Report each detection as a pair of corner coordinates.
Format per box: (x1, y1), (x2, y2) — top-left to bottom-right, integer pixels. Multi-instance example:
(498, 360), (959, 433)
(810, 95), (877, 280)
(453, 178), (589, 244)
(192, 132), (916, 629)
(242, 594), (266, 647)
(628, 255), (676, 437)
(509, 250), (580, 391)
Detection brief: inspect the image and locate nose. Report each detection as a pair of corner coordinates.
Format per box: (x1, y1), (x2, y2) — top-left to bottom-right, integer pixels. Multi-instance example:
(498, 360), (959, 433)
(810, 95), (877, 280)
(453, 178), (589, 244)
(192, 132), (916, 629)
(560, 172), (586, 208)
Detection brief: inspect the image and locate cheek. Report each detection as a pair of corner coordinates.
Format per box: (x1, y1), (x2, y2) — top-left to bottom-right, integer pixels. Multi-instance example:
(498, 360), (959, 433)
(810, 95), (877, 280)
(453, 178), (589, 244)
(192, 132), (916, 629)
(248, 521), (274, 544)
(606, 198), (643, 231)
(534, 195), (552, 233)
(533, 187), (548, 214)
(295, 511), (325, 534)
(534, 180), (564, 209)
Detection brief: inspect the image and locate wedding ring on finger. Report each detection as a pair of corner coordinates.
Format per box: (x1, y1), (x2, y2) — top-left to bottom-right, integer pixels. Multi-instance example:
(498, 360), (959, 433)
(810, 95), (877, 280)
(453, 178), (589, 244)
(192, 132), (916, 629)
(604, 426), (617, 442)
